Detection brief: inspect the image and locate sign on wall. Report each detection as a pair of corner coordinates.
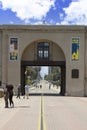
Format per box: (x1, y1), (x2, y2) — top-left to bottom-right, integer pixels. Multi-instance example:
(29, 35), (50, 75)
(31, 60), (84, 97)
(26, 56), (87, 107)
(9, 38), (18, 60)
(72, 37), (79, 60)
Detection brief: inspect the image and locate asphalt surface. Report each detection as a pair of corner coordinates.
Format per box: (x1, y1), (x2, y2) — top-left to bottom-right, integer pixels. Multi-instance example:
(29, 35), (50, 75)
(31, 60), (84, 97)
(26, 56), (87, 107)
(0, 80), (87, 130)
(0, 96), (87, 130)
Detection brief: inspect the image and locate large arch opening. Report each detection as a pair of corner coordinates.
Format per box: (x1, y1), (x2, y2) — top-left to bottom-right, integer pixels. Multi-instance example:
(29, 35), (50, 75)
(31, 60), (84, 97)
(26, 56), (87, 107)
(21, 40), (66, 96)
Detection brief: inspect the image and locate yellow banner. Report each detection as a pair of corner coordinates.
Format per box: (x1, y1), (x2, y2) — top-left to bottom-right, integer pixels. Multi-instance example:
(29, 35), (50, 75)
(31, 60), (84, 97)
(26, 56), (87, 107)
(72, 38), (79, 60)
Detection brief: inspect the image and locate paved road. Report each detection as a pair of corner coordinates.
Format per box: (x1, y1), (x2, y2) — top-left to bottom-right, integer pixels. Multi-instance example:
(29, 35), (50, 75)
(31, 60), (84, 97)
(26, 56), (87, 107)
(0, 80), (87, 130)
(29, 80), (60, 95)
(0, 96), (87, 130)
(44, 96), (87, 130)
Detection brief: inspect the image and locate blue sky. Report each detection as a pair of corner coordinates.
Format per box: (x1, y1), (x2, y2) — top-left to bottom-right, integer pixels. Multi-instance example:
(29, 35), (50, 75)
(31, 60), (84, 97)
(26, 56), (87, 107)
(0, 0), (86, 77)
(40, 67), (48, 79)
(0, 0), (87, 25)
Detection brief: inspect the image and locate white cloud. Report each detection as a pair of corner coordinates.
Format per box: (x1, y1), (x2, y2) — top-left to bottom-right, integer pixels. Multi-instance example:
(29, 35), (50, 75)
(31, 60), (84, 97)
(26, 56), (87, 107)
(10, 21), (14, 24)
(61, 0), (87, 25)
(0, 0), (55, 21)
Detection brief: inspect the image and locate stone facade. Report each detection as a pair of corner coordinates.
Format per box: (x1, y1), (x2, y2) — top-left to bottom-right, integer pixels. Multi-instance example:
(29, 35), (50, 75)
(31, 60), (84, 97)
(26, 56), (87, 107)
(0, 25), (87, 96)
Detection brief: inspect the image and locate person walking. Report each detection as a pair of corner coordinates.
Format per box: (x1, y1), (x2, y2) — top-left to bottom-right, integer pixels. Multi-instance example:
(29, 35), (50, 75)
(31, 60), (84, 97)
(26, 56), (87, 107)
(16, 84), (21, 99)
(4, 84), (14, 108)
(8, 84), (14, 107)
(24, 84), (29, 99)
(4, 85), (9, 108)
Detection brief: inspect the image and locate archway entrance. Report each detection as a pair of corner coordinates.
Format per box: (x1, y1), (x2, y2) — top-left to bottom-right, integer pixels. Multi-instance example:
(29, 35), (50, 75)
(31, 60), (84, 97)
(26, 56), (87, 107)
(21, 40), (66, 96)
(21, 61), (66, 96)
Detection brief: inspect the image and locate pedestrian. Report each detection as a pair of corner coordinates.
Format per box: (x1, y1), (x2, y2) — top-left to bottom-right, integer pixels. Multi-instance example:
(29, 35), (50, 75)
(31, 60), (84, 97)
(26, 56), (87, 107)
(8, 84), (14, 107)
(40, 84), (42, 89)
(4, 85), (9, 108)
(24, 84), (29, 99)
(49, 82), (51, 89)
(16, 84), (21, 99)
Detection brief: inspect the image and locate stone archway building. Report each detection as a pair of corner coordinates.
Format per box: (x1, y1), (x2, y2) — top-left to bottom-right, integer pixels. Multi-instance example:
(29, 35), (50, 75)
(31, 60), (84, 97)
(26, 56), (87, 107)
(0, 25), (87, 96)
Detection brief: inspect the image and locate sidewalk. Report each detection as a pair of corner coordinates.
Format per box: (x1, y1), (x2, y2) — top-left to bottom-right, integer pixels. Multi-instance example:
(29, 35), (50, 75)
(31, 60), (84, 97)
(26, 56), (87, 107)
(0, 96), (40, 130)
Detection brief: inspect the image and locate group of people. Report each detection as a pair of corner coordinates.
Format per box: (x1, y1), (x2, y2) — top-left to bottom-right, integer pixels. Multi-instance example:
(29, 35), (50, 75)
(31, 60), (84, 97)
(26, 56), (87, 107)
(4, 83), (29, 108)
(4, 84), (14, 108)
(16, 84), (29, 99)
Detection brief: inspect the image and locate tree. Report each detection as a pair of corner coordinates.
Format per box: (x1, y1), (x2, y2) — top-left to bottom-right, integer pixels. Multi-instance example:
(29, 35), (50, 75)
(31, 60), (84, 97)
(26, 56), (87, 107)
(25, 66), (42, 84)
(44, 66), (61, 86)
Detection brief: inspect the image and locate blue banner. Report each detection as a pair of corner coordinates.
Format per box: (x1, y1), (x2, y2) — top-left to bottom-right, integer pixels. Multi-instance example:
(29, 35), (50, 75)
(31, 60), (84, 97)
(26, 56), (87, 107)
(72, 38), (79, 60)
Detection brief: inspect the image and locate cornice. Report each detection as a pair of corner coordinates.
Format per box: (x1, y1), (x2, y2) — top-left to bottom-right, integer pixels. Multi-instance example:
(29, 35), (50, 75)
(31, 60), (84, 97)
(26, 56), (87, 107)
(0, 24), (86, 33)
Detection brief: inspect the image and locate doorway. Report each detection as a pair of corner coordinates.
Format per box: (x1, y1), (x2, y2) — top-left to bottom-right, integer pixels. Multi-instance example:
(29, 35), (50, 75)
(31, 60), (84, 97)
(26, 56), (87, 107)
(21, 61), (66, 96)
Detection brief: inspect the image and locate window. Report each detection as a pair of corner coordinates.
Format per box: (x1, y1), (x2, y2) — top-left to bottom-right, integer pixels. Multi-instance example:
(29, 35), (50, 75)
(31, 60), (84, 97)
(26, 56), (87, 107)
(72, 69), (79, 78)
(37, 42), (49, 60)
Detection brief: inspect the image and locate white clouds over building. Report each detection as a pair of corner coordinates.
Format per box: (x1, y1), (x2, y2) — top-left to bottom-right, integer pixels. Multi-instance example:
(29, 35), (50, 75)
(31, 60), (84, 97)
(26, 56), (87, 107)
(61, 0), (87, 25)
(0, 0), (56, 21)
(0, 0), (87, 25)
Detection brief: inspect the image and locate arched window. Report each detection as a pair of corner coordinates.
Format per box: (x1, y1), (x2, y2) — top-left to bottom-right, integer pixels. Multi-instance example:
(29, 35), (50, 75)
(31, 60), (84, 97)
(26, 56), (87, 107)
(37, 42), (49, 60)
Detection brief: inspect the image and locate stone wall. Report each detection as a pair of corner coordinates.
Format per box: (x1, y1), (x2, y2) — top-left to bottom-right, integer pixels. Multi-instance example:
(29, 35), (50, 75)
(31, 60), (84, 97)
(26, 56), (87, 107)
(0, 89), (4, 97)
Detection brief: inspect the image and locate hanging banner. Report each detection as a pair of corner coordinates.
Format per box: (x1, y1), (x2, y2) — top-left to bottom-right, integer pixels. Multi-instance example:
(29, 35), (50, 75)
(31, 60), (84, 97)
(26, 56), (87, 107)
(72, 37), (79, 60)
(9, 38), (18, 60)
